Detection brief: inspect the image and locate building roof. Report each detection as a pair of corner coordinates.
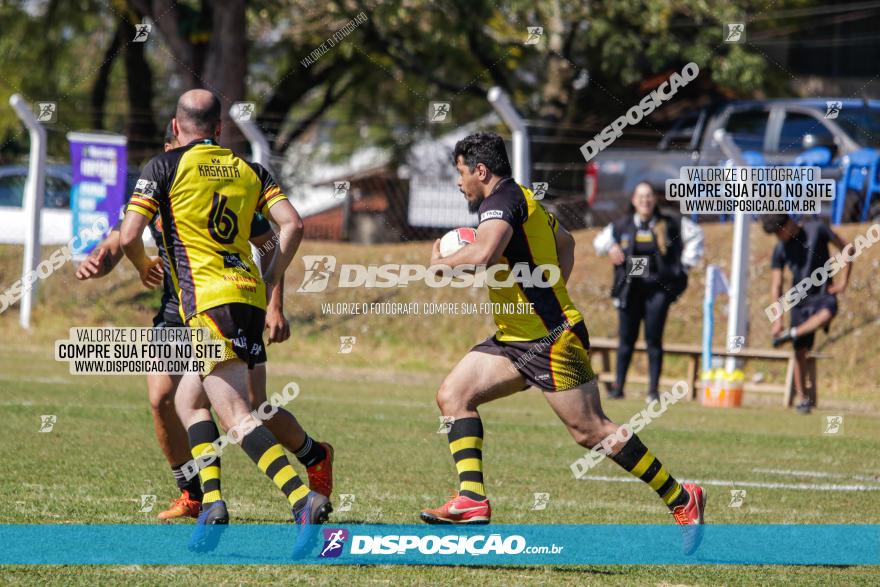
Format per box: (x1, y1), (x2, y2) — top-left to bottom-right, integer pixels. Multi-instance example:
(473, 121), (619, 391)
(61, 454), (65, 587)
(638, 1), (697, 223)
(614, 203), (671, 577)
(290, 113), (500, 223)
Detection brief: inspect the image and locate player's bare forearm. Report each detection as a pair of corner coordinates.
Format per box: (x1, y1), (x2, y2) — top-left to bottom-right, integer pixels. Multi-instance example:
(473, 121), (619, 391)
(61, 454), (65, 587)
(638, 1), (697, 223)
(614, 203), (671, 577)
(265, 200), (304, 285)
(559, 250), (574, 284)
(555, 225), (575, 283)
(119, 211), (163, 289)
(273, 223), (302, 279)
(264, 277), (289, 344)
(250, 229), (285, 310)
(435, 243), (491, 268)
(251, 228), (278, 275)
(268, 277), (284, 311)
(432, 219), (512, 268)
(94, 230), (124, 273)
(76, 230), (124, 279)
(119, 212), (152, 269)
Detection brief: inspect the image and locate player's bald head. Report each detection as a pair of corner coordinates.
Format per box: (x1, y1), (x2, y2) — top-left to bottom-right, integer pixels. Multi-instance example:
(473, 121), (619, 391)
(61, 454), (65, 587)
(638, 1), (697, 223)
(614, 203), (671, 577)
(175, 89), (221, 136)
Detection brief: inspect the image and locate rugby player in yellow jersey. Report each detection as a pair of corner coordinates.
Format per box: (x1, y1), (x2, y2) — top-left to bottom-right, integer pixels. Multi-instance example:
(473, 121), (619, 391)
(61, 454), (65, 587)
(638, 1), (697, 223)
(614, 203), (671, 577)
(119, 91), (332, 549)
(420, 132), (706, 551)
(76, 122), (333, 522)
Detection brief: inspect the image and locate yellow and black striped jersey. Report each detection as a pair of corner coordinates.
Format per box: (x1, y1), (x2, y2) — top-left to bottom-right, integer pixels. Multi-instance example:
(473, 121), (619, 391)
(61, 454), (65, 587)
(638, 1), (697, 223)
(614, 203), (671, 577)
(477, 178), (583, 342)
(126, 138), (287, 320)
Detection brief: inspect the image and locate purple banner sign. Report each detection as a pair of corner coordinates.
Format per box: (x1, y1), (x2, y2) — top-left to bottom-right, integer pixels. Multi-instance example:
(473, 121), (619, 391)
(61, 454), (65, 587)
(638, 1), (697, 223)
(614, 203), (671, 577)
(67, 132), (127, 258)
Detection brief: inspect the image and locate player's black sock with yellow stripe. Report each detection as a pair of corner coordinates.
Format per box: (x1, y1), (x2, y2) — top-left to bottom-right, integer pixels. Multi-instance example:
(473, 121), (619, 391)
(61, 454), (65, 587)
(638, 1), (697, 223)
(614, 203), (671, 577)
(172, 463), (203, 501)
(448, 417), (486, 500)
(241, 425), (310, 508)
(611, 434), (689, 510)
(187, 420), (222, 504)
(293, 434), (327, 468)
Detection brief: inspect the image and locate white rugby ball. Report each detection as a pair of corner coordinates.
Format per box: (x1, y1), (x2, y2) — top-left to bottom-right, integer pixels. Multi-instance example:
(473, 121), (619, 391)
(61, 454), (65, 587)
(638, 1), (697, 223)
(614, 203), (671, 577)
(439, 227), (477, 258)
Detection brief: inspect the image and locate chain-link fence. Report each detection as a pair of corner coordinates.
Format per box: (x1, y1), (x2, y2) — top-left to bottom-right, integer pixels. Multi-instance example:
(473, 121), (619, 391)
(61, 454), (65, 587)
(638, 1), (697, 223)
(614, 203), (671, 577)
(265, 119), (667, 244)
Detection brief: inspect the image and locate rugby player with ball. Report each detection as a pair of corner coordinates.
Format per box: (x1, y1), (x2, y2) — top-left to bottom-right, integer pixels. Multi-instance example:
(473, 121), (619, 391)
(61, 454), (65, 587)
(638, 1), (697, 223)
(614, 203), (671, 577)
(421, 132), (706, 553)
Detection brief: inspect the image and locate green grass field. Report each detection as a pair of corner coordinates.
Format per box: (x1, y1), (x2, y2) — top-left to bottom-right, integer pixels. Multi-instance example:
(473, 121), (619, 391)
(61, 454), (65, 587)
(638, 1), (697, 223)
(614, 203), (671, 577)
(1, 224), (879, 585)
(0, 344), (878, 585)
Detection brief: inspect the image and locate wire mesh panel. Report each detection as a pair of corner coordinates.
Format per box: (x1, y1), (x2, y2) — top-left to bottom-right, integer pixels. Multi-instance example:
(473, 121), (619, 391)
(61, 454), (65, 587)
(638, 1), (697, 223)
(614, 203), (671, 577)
(260, 116), (672, 243)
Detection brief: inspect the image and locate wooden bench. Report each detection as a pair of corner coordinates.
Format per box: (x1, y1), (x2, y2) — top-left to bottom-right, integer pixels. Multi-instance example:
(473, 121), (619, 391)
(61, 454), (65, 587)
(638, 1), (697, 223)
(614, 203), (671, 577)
(588, 336), (826, 406)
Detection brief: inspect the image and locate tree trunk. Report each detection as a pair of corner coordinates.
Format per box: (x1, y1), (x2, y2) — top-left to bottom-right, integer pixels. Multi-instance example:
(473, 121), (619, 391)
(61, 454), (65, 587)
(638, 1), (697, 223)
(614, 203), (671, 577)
(538, 1), (572, 125)
(127, 0), (197, 86)
(203, 0), (247, 154)
(123, 18), (159, 163)
(90, 22), (125, 130)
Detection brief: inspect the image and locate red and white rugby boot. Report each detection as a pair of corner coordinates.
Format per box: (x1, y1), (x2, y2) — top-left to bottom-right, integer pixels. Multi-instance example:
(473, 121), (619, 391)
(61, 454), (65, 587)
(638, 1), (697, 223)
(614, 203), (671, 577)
(671, 483), (707, 555)
(420, 493), (491, 525)
(306, 442), (334, 497)
(157, 490), (201, 520)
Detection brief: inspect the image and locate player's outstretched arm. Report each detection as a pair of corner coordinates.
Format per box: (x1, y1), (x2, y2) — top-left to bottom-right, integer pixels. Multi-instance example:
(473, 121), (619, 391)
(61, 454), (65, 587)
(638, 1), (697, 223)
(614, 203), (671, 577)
(119, 210), (163, 289)
(264, 199), (304, 287)
(75, 230), (124, 280)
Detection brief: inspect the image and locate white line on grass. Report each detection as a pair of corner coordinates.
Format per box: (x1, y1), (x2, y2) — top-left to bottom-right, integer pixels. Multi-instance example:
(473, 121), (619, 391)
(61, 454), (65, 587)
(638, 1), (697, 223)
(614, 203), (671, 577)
(579, 475), (880, 492)
(751, 467), (880, 482)
(0, 374), (74, 385)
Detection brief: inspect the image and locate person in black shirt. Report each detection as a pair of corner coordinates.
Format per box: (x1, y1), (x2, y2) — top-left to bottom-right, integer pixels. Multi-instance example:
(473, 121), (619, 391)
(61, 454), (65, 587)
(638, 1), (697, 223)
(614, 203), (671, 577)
(594, 182), (703, 402)
(762, 214), (852, 414)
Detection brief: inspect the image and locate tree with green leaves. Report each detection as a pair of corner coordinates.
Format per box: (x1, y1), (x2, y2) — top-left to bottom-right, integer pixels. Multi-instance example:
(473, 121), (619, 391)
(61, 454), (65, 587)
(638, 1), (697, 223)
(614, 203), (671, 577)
(0, 0), (822, 167)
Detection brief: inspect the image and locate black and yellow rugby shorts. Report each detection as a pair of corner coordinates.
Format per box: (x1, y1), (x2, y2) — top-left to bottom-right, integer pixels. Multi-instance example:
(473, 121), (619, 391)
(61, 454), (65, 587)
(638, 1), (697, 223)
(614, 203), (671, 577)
(471, 320), (596, 392)
(187, 303), (267, 376)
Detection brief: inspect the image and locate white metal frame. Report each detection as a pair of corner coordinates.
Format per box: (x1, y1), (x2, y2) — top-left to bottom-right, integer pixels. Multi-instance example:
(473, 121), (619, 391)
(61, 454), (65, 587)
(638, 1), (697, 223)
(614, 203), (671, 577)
(9, 94), (47, 329)
(488, 87), (531, 186)
(712, 128), (751, 372)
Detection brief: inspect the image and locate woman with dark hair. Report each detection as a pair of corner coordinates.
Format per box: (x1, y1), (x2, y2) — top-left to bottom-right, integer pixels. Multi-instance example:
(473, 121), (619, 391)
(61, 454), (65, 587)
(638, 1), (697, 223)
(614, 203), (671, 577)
(593, 182), (704, 401)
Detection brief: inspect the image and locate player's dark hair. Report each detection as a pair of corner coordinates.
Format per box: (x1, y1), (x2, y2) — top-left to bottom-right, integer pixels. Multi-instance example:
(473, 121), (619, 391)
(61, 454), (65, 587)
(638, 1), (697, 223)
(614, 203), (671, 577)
(452, 132), (512, 177)
(163, 120), (174, 144)
(762, 214), (791, 234)
(176, 91), (221, 135)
